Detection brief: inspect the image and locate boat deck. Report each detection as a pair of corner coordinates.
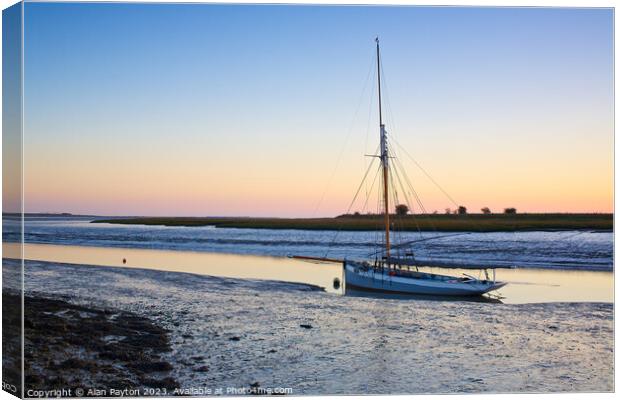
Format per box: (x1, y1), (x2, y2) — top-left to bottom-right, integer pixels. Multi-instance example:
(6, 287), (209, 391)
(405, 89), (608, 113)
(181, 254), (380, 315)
(353, 261), (496, 284)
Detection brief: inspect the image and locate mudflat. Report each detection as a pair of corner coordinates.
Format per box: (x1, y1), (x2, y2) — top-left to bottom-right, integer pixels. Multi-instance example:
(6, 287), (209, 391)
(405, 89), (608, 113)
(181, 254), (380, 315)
(3, 259), (613, 395)
(2, 291), (179, 397)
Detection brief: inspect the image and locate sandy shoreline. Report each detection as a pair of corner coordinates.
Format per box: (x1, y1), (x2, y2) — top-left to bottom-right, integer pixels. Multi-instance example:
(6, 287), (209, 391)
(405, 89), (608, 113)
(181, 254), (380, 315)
(3, 258), (613, 395)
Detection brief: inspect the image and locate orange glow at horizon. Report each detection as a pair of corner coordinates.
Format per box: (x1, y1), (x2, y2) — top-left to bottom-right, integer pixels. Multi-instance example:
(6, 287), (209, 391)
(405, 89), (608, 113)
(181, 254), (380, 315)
(21, 129), (613, 217)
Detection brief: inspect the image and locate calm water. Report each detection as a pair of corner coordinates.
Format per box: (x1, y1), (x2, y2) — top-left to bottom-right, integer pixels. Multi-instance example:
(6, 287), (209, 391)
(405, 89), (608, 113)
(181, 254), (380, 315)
(4, 242), (613, 304)
(2, 215), (614, 271)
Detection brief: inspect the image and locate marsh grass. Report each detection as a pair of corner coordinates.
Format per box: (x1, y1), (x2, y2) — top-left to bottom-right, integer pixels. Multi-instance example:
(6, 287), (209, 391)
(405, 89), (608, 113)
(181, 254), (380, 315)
(91, 213), (612, 232)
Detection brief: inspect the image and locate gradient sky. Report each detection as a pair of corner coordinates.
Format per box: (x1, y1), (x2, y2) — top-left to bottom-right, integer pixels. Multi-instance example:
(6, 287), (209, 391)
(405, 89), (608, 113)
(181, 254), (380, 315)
(21, 3), (613, 217)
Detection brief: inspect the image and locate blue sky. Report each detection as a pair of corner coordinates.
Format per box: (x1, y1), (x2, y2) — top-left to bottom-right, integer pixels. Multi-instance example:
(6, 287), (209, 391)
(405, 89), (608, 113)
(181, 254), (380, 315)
(22, 4), (613, 216)
(3, 2), (22, 213)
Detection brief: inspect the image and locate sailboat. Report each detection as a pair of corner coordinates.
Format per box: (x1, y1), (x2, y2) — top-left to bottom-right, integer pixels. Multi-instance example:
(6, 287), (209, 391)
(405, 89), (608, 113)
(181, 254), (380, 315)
(294, 38), (507, 297)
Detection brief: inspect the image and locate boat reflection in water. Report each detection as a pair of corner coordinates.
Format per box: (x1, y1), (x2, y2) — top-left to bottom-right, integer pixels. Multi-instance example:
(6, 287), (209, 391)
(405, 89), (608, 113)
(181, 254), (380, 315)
(345, 287), (504, 303)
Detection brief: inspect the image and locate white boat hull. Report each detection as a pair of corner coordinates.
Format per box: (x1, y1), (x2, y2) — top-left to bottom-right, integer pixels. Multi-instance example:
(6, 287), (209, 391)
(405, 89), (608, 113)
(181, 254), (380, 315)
(344, 261), (506, 296)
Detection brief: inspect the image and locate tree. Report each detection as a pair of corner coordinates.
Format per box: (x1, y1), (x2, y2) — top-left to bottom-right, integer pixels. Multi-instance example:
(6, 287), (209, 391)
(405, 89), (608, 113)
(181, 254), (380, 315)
(395, 204), (409, 216)
(481, 207), (491, 214)
(504, 207), (517, 214)
(457, 206), (467, 215)
(445, 208), (452, 215)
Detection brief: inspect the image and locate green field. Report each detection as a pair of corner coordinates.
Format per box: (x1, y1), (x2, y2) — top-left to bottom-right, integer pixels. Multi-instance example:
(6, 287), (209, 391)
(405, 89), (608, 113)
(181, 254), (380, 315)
(91, 213), (613, 232)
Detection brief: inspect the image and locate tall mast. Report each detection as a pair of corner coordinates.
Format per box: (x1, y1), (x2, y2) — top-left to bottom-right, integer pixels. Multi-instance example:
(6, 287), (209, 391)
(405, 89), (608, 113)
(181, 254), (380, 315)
(376, 37), (390, 260)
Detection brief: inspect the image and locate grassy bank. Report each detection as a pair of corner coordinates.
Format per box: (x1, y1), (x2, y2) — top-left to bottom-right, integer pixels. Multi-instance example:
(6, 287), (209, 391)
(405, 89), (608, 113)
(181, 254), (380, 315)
(91, 213), (613, 232)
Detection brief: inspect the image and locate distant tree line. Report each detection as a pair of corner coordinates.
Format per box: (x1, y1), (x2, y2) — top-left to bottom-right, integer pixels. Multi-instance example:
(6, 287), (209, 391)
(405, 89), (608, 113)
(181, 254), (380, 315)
(343, 205), (518, 217)
(442, 206), (518, 215)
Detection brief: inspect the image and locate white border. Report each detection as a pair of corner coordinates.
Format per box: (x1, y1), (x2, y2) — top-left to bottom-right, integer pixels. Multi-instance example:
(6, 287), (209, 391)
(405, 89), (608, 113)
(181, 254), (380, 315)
(0, 1), (615, 400)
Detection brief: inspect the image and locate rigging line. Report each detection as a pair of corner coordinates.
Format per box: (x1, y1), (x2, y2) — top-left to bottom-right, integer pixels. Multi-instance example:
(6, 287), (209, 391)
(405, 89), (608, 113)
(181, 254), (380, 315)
(360, 166), (382, 261)
(378, 55), (391, 125)
(556, 231), (605, 259)
(390, 161), (434, 263)
(392, 169), (424, 266)
(393, 157), (431, 234)
(359, 157), (383, 215)
(349, 156), (382, 260)
(379, 62), (515, 270)
(377, 185), (383, 258)
(387, 164), (404, 253)
(382, 79), (438, 256)
(376, 172), (384, 259)
(393, 139), (516, 262)
(394, 156), (441, 234)
(379, 53), (434, 222)
(389, 184), (402, 262)
(311, 55), (376, 218)
(372, 180), (381, 260)
(323, 158), (380, 258)
(378, 56), (433, 236)
(395, 155), (482, 268)
(367, 232), (473, 256)
(391, 159), (419, 223)
(395, 185), (408, 252)
(385, 124), (429, 258)
(556, 230), (589, 242)
(380, 74), (509, 268)
(389, 163), (417, 260)
(345, 164), (382, 259)
(394, 157), (426, 215)
(380, 163), (391, 252)
(389, 161), (411, 228)
(392, 134), (507, 254)
(391, 136), (461, 208)
(361, 144), (381, 219)
(364, 62), (378, 202)
(378, 55), (401, 145)
(392, 135), (512, 263)
(378, 51), (410, 255)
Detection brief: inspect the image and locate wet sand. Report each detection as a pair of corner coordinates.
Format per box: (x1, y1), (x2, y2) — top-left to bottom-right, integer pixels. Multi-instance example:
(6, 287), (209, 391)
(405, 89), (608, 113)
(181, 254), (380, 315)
(3, 258), (613, 395)
(4, 242), (614, 303)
